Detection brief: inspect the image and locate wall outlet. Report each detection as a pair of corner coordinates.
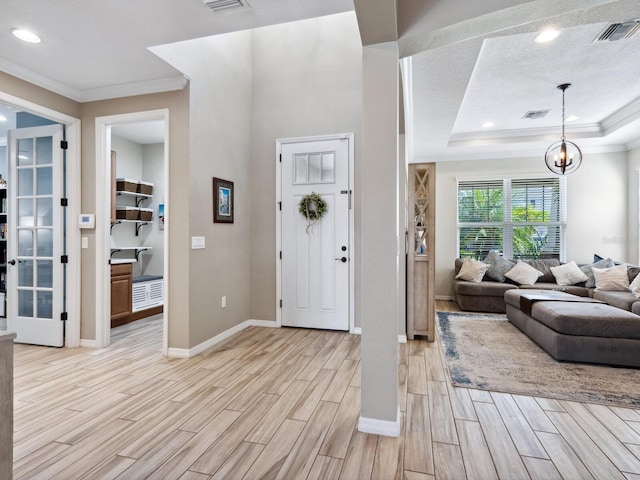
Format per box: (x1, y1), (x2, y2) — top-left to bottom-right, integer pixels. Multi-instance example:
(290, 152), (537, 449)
(221, 296), (227, 308)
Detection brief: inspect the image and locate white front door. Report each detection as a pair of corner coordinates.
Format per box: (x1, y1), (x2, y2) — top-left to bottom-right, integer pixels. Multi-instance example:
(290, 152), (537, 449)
(280, 137), (351, 330)
(7, 124), (65, 347)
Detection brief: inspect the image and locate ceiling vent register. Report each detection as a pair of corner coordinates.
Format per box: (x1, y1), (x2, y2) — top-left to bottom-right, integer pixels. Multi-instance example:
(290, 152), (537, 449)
(523, 110), (549, 120)
(203, 0), (247, 12)
(594, 20), (640, 42)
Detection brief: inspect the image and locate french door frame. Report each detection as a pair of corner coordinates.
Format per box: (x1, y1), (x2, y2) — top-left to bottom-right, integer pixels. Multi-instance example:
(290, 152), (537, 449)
(95, 109), (170, 353)
(0, 91), (81, 347)
(275, 133), (355, 333)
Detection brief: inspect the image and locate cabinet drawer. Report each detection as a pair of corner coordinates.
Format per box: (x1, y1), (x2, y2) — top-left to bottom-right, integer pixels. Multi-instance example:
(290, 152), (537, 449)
(111, 263), (132, 276)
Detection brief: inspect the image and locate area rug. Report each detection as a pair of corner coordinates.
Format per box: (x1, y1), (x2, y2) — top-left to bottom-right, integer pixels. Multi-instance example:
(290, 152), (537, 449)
(437, 311), (640, 408)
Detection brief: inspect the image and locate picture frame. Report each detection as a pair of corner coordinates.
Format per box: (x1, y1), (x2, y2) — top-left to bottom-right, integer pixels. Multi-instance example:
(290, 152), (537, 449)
(213, 177), (234, 223)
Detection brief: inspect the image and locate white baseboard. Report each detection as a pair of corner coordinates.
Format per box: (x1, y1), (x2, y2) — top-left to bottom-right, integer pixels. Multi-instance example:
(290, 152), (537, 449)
(80, 339), (97, 348)
(358, 406), (401, 437)
(350, 326), (406, 343)
(167, 319), (277, 358)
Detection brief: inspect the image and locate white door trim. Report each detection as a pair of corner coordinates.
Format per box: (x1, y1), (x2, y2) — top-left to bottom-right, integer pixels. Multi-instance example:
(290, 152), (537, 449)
(275, 133), (355, 332)
(95, 109), (170, 354)
(0, 91), (81, 347)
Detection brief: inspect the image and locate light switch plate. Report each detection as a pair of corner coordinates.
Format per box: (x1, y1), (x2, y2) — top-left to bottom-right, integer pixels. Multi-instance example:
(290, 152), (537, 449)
(191, 236), (206, 249)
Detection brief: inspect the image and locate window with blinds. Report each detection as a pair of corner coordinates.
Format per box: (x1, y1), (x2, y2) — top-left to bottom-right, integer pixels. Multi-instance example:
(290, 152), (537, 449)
(457, 177), (566, 260)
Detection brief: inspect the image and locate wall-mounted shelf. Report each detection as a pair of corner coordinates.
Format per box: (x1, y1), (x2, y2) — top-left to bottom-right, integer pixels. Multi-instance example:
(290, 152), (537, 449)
(116, 190), (153, 207)
(111, 219), (151, 236)
(110, 246), (152, 262)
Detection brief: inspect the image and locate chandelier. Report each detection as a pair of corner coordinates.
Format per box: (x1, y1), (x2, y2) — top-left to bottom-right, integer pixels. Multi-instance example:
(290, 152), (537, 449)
(544, 83), (582, 175)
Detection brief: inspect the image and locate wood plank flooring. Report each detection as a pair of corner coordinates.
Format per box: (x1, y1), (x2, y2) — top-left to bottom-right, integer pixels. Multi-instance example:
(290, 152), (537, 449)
(10, 302), (640, 479)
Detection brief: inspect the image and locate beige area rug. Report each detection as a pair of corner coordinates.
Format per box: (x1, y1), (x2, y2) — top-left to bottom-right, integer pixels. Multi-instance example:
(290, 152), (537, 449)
(437, 311), (640, 408)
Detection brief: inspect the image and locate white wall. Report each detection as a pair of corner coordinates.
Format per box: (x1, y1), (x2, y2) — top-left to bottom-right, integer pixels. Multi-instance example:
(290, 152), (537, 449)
(627, 145), (640, 264)
(111, 135), (143, 260)
(142, 143), (165, 277)
(111, 135), (165, 278)
(435, 152), (628, 298)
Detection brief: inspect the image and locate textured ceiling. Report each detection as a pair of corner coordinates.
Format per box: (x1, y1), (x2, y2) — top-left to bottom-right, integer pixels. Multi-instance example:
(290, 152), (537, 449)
(406, 0), (640, 162)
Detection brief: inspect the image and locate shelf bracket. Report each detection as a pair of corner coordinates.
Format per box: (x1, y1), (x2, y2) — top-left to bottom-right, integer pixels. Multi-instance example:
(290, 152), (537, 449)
(110, 249), (122, 258)
(135, 222), (150, 236)
(135, 248), (149, 262)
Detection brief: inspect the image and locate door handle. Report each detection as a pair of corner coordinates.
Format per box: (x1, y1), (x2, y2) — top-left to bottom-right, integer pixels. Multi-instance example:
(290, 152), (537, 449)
(8, 259), (16, 266)
(335, 257), (347, 263)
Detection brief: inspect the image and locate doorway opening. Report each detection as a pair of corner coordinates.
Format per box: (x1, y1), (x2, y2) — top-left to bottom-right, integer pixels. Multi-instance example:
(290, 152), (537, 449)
(95, 110), (170, 353)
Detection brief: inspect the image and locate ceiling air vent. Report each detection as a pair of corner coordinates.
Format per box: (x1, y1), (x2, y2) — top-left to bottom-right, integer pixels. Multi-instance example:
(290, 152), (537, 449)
(594, 20), (640, 42)
(523, 110), (549, 120)
(203, 0), (247, 12)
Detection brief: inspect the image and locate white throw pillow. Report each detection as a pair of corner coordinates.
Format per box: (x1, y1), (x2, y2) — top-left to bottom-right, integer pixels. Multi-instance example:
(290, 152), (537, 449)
(455, 258), (490, 283)
(630, 272), (640, 297)
(592, 264), (629, 291)
(505, 260), (543, 285)
(550, 261), (588, 286)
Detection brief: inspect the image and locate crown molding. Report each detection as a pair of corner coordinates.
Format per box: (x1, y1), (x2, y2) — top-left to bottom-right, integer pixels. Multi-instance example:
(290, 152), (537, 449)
(412, 142), (628, 163)
(0, 56), (188, 103)
(0, 57), (81, 101)
(601, 96), (640, 136)
(448, 123), (603, 148)
(77, 75), (189, 102)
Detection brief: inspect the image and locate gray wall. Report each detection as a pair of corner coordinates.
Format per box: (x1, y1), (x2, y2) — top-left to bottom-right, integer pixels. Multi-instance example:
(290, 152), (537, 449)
(249, 12), (363, 323)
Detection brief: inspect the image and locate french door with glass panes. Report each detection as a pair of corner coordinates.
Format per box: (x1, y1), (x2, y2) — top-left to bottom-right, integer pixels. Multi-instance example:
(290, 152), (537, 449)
(7, 124), (65, 346)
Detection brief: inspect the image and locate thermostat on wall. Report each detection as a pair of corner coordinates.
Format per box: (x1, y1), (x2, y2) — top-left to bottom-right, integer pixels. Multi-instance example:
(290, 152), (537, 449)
(79, 213), (95, 229)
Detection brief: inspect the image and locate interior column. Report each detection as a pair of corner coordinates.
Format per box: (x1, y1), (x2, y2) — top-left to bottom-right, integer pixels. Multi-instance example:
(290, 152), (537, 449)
(358, 41), (400, 436)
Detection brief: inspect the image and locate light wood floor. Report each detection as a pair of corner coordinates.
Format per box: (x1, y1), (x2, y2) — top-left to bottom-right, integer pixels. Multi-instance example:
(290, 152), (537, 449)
(11, 303), (640, 479)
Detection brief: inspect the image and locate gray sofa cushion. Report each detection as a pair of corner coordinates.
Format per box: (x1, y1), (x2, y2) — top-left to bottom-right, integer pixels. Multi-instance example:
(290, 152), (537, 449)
(484, 251), (514, 282)
(530, 302), (640, 339)
(580, 258), (615, 288)
(592, 290), (639, 311)
(454, 280), (517, 297)
(524, 259), (560, 283)
(518, 283), (590, 297)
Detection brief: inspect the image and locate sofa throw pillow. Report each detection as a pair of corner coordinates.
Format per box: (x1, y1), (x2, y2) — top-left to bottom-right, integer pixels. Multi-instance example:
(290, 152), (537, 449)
(592, 264), (630, 291)
(455, 258), (490, 283)
(630, 271), (640, 298)
(483, 251), (514, 283)
(580, 258), (615, 288)
(550, 261), (588, 286)
(505, 260), (543, 285)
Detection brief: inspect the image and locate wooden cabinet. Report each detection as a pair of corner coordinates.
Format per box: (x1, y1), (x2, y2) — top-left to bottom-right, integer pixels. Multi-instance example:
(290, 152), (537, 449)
(407, 163), (435, 341)
(110, 263), (133, 327)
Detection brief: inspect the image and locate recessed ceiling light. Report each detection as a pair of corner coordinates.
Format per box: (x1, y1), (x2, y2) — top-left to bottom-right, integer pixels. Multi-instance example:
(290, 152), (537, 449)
(566, 115), (579, 122)
(0, 115), (6, 122)
(482, 122), (494, 128)
(11, 28), (41, 43)
(535, 28), (560, 43)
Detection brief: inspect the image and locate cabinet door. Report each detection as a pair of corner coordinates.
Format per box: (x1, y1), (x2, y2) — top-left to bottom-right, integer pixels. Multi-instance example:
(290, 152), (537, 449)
(111, 264), (132, 326)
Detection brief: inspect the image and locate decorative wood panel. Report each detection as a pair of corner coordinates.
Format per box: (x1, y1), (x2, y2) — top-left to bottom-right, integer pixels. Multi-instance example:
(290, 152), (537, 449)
(407, 163), (435, 340)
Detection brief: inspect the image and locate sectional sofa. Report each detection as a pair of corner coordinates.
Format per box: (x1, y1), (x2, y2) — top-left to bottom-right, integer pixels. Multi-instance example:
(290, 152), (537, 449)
(453, 256), (640, 315)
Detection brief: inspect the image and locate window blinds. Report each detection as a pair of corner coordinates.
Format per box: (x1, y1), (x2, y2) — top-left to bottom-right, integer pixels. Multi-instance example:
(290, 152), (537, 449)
(457, 177), (566, 260)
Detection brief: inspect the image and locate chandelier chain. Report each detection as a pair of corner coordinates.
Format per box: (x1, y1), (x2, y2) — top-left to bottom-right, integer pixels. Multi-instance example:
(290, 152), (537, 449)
(561, 87), (566, 141)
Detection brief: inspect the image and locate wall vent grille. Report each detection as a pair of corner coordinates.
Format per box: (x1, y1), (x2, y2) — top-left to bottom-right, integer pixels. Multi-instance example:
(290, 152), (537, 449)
(203, 0), (246, 12)
(523, 110), (549, 120)
(594, 20), (640, 42)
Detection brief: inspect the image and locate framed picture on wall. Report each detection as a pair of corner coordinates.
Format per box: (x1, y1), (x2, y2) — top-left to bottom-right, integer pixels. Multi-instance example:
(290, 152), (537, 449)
(158, 203), (165, 230)
(213, 177), (234, 223)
